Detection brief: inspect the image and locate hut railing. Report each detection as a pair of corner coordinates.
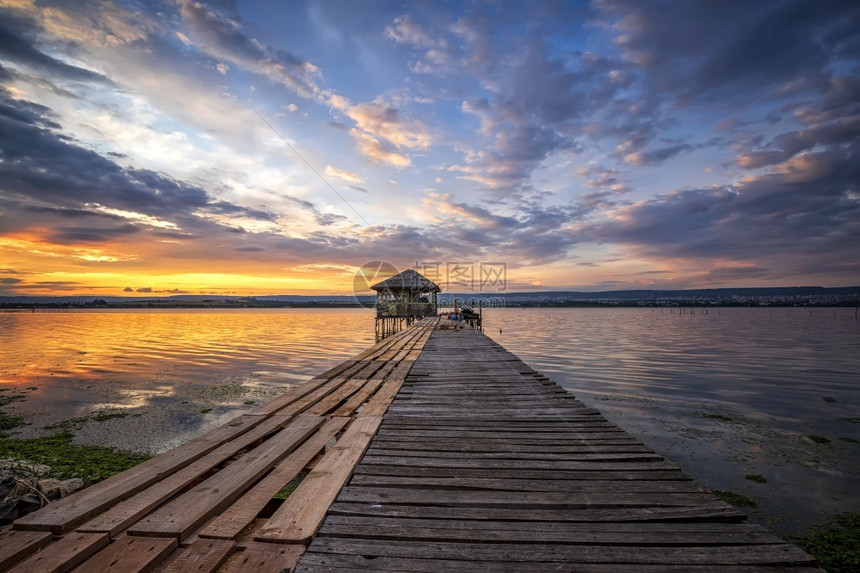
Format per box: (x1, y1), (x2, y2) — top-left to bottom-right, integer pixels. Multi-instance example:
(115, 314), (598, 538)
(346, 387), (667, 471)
(376, 301), (436, 318)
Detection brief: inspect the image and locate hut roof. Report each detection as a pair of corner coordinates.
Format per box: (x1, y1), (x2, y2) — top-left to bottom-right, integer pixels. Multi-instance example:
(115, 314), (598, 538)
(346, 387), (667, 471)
(370, 269), (441, 292)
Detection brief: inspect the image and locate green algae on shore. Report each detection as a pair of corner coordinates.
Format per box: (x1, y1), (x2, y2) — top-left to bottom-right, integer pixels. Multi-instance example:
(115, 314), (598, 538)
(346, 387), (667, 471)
(0, 431), (149, 480)
(789, 513), (860, 573)
(711, 489), (758, 507)
(2, 402), (149, 481)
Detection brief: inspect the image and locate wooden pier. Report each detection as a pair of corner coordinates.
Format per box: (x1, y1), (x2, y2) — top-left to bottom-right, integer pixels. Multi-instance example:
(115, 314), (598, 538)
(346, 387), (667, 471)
(1, 319), (820, 571)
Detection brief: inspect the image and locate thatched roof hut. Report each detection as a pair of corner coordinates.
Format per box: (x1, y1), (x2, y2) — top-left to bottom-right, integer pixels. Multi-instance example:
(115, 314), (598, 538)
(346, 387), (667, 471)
(370, 269), (440, 318)
(370, 269), (441, 293)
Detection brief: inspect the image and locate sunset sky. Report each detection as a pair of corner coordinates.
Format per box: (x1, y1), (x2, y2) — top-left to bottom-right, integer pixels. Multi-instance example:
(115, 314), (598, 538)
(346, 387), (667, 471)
(1, 0), (858, 297)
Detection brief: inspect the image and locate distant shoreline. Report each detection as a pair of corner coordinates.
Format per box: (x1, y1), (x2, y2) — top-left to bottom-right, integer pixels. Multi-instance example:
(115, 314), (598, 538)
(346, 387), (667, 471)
(2, 300), (858, 310)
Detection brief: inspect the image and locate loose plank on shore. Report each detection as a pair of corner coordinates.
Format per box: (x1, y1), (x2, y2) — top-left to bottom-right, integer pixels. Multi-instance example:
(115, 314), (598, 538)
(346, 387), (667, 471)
(223, 542), (305, 573)
(254, 416), (382, 543)
(0, 530), (52, 571)
(13, 416), (266, 534)
(129, 415), (324, 540)
(7, 532), (109, 573)
(75, 535), (176, 573)
(199, 416), (350, 541)
(160, 538), (236, 573)
(78, 414), (294, 537)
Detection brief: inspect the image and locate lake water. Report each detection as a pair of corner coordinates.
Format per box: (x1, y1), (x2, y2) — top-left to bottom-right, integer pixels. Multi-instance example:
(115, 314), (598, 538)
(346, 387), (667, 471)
(484, 307), (860, 534)
(0, 309), (376, 452)
(1, 307), (858, 534)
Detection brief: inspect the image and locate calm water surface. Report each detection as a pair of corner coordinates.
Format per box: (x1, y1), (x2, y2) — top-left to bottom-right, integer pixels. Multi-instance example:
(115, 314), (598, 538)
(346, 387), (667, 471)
(1, 307), (858, 534)
(485, 307), (859, 534)
(0, 309), (375, 452)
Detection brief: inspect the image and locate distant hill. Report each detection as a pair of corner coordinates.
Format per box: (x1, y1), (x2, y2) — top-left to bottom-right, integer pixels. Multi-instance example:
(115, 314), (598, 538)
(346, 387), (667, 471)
(444, 286), (860, 301)
(1, 286), (858, 306)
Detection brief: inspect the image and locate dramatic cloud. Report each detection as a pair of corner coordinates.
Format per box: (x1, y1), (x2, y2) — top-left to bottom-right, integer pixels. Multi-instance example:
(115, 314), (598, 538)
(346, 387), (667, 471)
(601, 0), (860, 103)
(178, 0), (322, 99)
(585, 144), (860, 277)
(1, 1), (858, 294)
(0, 14), (108, 83)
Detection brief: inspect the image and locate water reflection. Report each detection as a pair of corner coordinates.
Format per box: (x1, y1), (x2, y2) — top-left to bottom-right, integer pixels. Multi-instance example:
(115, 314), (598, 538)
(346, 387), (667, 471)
(484, 307), (860, 534)
(0, 309), (376, 453)
(1, 308), (375, 386)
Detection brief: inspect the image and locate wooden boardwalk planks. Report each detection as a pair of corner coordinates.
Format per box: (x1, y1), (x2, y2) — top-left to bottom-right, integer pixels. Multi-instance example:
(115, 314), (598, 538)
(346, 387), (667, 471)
(0, 530), (52, 571)
(5, 531), (108, 573)
(3, 319), (818, 571)
(253, 416), (383, 544)
(4, 317), (436, 572)
(299, 328), (820, 571)
(12, 415), (267, 534)
(198, 417), (350, 541)
(77, 414), (295, 537)
(73, 535), (177, 572)
(128, 415), (326, 540)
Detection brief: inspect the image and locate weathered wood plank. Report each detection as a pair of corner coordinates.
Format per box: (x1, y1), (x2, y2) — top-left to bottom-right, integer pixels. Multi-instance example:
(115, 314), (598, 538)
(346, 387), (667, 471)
(0, 530), (52, 571)
(381, 417), (604, 426)
(74, 535), (177, 572)
(353, 465), (691, 480)
(78, 414), (293, 536)
(357, 456), (678, 471)
(255, 416), (382, 543)
(13, 416), (265, 533)
(307, 378), (369, 416)
(370, 436), (642, 447)
(318, 515), (769, 536)
(326, 501), (747, 522)
(298, 552), (822, 572)
(331, 378), (384, 417)
(317, 521), (784, 545)
(246, 376), (336, 416)
(347, 475), (703, 493)
(128, 416), (324, 540)
(356, 380), (404, 417)
(259, 378), (351, 418)
(372, 428), (629, 443)
(160, 538), (235, 573)
(367, 442), (649, 453)
(199, 416), (350, 540)
(364, 449), (662, 462)
(336, 486), (724, 508)
(223, 542), (305, 573)
(6, 532), (109, 573)
(303, 538), (817, 565)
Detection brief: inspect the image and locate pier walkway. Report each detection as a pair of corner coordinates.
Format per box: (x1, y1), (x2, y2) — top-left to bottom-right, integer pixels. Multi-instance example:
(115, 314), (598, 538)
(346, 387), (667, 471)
(1, 319), (819, 571)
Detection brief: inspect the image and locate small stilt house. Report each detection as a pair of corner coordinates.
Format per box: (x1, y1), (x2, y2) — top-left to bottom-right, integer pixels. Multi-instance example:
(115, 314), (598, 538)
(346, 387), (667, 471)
(371, 269), (440, 318)
(370, 269), (440, 340)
